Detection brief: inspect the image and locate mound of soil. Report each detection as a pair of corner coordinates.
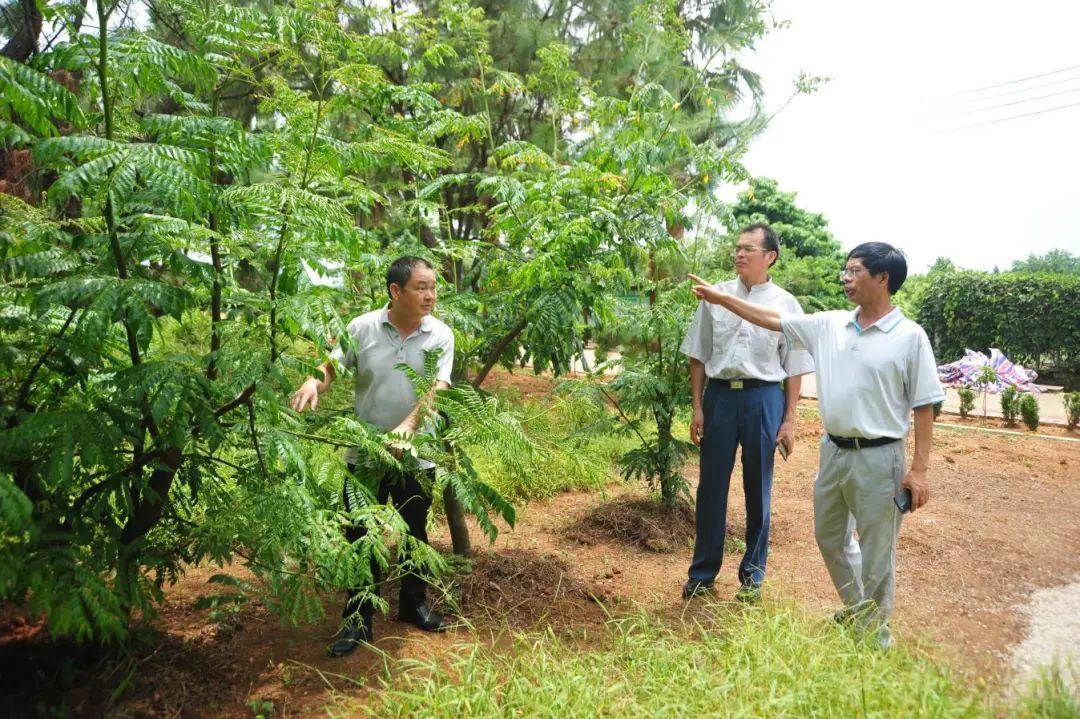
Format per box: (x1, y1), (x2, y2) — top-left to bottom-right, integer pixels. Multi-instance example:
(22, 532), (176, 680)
(455, 550), (613, 627)
(563, 495), (795, 555)
(0, 617), (249, 719)
(563, 497), (696, 553)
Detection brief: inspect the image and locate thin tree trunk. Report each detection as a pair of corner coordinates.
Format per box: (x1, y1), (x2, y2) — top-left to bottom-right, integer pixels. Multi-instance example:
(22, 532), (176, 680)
(472, 317), (528, 388)
(1, 0), (42, 61)
(443, 484), (471, 556)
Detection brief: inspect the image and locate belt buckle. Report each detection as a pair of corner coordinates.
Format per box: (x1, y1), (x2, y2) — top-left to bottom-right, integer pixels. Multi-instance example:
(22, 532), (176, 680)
(730, 379), (744, 390)
(852, 437), (861, 450)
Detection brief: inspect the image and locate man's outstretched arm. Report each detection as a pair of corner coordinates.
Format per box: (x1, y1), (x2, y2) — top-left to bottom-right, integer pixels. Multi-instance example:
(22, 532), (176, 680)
(687, 274), (783, 332)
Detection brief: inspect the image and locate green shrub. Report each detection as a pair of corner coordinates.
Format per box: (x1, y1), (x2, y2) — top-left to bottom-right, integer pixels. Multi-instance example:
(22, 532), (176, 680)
(915, 271), (1080, 375)
(1065, 392), (1080, 430)
(468, 390), (634, 502)
(958, 387), (976, 418)
(1019, 393), (1040, 431)
(1001, 386), (1020, 425)
(932, 401), (944, 419)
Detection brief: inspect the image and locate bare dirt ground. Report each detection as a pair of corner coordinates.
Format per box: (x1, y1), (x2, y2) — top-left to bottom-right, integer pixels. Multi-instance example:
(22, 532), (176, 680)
(3, 370), (1079, 717)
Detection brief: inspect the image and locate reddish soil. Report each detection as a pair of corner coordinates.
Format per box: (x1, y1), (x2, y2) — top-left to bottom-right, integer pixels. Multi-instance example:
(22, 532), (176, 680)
(4, 368), (1079, 717)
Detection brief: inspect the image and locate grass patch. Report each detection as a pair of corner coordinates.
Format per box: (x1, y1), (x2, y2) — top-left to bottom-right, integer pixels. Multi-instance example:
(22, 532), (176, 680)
(346, 603), (1076, 718)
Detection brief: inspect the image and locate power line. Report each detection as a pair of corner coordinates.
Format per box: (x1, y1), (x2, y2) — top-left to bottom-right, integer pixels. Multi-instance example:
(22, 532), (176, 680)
(935, 100), (1080, 134)
(959, 74), (1080, 103)
(930, 87), (1080, 120)
(952, 64), (1080, 97)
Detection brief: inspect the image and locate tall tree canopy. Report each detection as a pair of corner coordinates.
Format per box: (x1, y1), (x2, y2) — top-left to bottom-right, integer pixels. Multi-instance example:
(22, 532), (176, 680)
(0, 0), (781, 640)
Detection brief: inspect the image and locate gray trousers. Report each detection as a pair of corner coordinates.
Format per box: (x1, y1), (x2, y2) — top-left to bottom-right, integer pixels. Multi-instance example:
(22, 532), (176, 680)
(813, 437), (905, 632)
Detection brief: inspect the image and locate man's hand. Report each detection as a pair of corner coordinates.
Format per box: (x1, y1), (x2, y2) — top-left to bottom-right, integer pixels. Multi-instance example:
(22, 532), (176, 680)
(387, 424), (415, 460)
(901, 467), (930, 512)
(687, 274), (727, 304)
(290, 378), (320, 413)
(690, 407), (704, 446)
(775, 420), (795, 458)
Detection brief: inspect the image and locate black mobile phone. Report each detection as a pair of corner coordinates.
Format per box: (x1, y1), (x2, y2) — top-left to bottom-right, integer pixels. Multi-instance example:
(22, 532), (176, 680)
(894, 488), (913, 513)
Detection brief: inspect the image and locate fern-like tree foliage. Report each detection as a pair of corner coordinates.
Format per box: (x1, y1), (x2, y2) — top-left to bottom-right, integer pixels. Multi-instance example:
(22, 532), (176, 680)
(1, 0), (785, 641)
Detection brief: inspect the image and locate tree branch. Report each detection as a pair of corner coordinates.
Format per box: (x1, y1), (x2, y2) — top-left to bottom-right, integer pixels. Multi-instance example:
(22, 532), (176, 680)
(14, 309), (78, 412)
(472, 317), (527, 388)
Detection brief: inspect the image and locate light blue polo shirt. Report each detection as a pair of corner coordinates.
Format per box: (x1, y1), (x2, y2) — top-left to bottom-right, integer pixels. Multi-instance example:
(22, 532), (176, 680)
(780, 307), (945, 439)
(330, 305), (454, 464)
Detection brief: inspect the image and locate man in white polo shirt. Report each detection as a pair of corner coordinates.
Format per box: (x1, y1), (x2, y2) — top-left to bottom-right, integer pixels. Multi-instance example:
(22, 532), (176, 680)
(290, 256), (454, 656)
(681, 223), (814, 603)
(689, 242), (944, 647)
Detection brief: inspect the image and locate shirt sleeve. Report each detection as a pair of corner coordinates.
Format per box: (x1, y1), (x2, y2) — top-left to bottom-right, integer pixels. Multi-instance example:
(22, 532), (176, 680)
(779, 297), (815, 376)
(780, 312), (827, 356)
(434, 327), (455, 384)
(907, 327), (946, 408)
(680, 300), (712, 363)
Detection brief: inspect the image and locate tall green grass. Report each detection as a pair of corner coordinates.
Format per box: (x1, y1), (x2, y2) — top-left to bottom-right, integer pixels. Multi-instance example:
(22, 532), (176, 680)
(347, 604), (1076, 719)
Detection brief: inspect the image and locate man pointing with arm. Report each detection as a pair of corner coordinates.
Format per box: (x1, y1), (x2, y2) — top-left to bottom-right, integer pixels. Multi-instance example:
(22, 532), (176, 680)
(689, 241), (945, 648)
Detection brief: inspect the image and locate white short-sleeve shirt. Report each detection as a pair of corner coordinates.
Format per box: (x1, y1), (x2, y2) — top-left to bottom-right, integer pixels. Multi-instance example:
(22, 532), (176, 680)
(681, 278), (814, 382)
(780, 307), (945, 439)
(330, 305), (454, 464)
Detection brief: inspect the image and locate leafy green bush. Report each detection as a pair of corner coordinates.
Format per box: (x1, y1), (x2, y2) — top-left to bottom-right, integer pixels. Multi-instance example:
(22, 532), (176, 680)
(0, 0), (780, 642)
(932, 401), (944, 419)
(958, 388), (976, 418)
(467, 390), (633, 501)
(1001, 385), (1020, 425)
(1019, 393), (1040, 431)
(916, 272), (1080, 374)
(976, 365), (999, 417)
(603, 290), (696, 507)
(1065, 392), (1080, 430)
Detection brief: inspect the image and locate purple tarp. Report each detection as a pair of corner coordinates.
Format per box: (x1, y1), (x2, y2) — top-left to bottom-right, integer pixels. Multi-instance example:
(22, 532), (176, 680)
(937, 348), (1038, 394)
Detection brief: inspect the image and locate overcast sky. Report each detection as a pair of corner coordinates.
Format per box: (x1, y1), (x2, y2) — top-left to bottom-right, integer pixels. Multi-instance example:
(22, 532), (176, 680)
(732, 1), (1080, 272)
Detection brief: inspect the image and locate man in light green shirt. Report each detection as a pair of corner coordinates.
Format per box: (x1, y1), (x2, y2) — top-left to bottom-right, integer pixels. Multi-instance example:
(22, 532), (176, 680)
(290, 256), (453, 656)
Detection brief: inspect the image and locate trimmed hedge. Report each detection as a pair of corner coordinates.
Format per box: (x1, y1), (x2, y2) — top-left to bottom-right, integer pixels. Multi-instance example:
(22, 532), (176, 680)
(916, 272), (1080, 373)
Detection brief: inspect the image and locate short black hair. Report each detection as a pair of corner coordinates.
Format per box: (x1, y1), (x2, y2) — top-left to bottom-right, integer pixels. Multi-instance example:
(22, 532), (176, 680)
(846, 242), (908, 294)
(740, 222), (780, 267)
(386, 255), (435, 298)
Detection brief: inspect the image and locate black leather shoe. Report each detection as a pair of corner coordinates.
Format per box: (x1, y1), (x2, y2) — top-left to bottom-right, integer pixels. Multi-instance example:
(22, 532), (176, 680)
(328, 622), (372, 657)
(735, 584), (762, 604)
(682, 579), (714, 600)
(398, 602), (449, 632)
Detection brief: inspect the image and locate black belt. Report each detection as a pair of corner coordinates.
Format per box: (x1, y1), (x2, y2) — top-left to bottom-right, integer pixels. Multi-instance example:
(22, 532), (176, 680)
(828, 434), (901, 450)
(709, 377), (779, 390)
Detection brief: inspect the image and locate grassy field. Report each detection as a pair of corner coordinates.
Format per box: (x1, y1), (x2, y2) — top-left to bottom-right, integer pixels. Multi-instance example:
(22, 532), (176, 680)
(337, 603), (1077, 718)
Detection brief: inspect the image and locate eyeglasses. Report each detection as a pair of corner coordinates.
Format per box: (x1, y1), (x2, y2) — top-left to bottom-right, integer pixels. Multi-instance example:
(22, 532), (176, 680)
(838, 268), (866, 281)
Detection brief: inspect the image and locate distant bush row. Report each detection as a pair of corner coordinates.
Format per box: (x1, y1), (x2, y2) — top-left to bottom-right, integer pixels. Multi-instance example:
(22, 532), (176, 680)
(916, 272), (1080, 376)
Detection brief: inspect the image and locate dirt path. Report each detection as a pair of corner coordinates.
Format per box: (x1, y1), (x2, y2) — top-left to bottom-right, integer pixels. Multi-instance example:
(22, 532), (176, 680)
(1010, 576), (1080, 694)
(5, 385), (1079, 717)
(481, 407), (1080, 679)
